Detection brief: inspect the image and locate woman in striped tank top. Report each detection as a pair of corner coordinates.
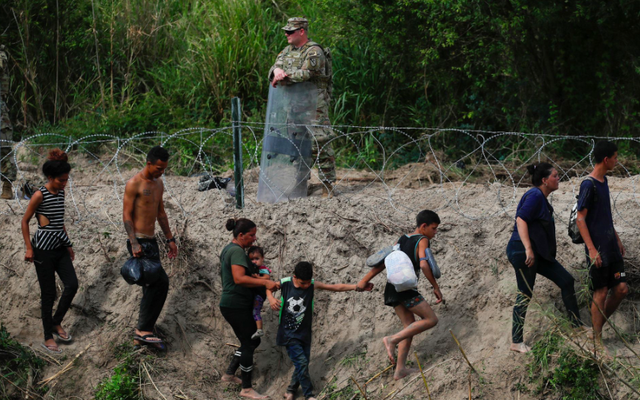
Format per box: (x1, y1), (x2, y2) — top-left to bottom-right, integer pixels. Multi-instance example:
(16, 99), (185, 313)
(21, 149), (78, 354)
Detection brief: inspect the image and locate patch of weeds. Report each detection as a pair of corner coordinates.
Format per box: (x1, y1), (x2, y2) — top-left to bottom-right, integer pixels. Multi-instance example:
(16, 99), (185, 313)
(94, 353), (141, 400)
(514, 382), (529, 393)
(338, 351), (368, 369)
(527, 331), (601, 399)
(0, 323), (48, 398)
(489, 259), (499, 277)
(328, 384), (356, 400)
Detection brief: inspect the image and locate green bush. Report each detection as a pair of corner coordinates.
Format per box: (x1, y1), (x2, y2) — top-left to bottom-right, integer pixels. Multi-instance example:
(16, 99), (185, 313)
(0, 324), (47, 398)
(95, 356), (140, 400)
(528, 331), (601, 399)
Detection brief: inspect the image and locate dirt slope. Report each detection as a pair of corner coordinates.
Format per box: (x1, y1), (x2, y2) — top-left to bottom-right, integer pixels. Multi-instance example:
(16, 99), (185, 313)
(1, 160), (639, 399)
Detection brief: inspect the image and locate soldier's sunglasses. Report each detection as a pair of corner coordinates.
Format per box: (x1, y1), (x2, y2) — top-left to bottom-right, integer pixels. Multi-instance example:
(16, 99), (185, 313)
(284, 28), (302, 35)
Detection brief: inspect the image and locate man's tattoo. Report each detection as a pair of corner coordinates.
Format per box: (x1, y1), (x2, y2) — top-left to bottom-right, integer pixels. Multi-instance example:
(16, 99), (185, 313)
(143, 189), (152, 196)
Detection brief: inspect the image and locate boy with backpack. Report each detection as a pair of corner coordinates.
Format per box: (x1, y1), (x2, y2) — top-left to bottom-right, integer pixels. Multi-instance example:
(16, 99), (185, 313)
(576, 141), (628, 344)
(357, 210), (443, 380)
(267, 261), (373, 400)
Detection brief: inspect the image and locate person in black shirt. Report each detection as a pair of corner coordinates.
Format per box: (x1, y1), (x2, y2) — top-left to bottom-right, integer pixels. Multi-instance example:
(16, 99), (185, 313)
(576, 141), (628, 344)
(507, 163), (585, 353)
(267, 262), (372, 400)
(357, 210), (443, 381)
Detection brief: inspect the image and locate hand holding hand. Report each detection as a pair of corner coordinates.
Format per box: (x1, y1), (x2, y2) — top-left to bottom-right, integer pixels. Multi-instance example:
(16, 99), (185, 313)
(356, 279), (370, 292)
(356, 283), (374, 292)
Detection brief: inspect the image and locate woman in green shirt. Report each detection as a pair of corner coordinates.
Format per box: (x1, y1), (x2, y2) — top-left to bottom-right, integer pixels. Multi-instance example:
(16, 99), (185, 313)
(220, 218), (279, 399)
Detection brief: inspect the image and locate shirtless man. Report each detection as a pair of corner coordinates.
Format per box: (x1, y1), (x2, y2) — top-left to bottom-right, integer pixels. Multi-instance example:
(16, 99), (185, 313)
(123, 146), (178, 350)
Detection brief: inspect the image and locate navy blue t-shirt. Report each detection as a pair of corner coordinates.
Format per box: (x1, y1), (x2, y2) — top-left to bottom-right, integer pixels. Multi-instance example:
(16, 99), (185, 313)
(509, 187), (557, 261)
(576, 176), (622, 266)
(276, 277), (314, 346)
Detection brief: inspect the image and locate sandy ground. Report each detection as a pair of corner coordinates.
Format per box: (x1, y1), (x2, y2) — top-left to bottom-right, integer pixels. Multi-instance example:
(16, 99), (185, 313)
(1, 155), (639, 399)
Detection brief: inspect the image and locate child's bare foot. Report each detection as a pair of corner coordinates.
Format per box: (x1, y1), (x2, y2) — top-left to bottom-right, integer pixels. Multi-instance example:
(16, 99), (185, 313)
(382, 336), (396, 364)
(394, 367), (419, 380)
(221, 374), (242, 384)
(510, 343), (531, 353)
(239, 388), (269, 399)
(283, 393), (295, 400)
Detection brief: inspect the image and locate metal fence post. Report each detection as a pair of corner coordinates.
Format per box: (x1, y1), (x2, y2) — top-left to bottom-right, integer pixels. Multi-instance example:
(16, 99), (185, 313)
(231, 97), (244, 209)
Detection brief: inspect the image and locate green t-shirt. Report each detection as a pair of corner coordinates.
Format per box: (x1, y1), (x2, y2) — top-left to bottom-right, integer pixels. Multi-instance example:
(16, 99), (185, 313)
(219, 243), (257, 309)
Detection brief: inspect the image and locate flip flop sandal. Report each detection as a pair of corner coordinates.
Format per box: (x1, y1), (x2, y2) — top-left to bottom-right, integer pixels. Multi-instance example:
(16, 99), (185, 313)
(41, 343), (62, 354)
(134, 334), (166, 351)
(52, 331), (73, 342)
(366, 246), (394, 267)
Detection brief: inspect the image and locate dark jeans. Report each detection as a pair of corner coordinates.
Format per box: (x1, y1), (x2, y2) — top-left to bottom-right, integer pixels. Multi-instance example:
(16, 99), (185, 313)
(286, 339), (314, 398)
(507, 240), (582, 343)
(220, 306), (261, 389)
(126, 239), (169, 332)
(34, 247), (78, 341)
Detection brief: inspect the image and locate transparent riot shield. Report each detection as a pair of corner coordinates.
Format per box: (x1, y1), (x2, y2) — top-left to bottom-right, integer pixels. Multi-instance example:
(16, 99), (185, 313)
(257, 82), (317, 203)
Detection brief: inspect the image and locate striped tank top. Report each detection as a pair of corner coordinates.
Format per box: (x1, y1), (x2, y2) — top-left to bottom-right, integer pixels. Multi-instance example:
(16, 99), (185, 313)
(32, 186), (72, 250)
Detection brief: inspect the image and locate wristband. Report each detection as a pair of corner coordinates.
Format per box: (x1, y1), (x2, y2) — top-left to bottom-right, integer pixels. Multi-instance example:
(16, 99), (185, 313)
(419, 257), (428, 261)
(166, 237), (176, 244)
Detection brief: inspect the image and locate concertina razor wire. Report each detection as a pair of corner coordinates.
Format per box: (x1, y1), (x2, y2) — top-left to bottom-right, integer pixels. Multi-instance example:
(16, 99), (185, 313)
(1, 124), (639, 231)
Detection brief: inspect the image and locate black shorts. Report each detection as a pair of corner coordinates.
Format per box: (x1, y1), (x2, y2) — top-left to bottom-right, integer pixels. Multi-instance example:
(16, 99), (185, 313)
(589, 259), (626, 291)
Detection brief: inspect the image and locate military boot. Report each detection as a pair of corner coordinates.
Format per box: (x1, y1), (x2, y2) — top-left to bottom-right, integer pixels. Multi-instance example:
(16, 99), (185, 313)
(1, 181), (13, 200)
(307, 183), (323, 196)
(321, 182), (334, 198)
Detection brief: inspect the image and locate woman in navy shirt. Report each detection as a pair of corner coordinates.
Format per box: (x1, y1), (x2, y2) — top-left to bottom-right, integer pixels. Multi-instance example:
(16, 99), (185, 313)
(507, 162), (586, 353)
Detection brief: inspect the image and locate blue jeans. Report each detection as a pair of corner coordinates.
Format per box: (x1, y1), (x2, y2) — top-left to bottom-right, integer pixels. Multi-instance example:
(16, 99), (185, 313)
(507, 240), (582, 343)
(286, 340), (314, 398)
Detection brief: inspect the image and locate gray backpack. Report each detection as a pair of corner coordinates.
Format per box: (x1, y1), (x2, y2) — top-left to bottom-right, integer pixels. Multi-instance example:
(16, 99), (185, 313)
(568, 177), (598, 244)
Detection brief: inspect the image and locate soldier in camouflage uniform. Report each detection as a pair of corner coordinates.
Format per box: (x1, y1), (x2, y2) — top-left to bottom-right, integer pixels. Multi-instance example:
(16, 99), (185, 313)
(1, 44), (16, 200)
(269, 17), (336, 198)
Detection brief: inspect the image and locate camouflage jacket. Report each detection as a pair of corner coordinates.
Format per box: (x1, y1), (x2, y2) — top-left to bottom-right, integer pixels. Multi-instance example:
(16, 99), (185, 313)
(268, 40), (333, 103)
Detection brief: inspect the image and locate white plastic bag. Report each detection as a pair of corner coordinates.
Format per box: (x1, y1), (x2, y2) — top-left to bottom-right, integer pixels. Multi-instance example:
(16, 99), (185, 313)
(385, 244), (418, 292)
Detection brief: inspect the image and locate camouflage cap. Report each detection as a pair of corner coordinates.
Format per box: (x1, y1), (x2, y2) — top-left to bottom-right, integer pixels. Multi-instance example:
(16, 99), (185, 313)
(282, 17), (308, 31)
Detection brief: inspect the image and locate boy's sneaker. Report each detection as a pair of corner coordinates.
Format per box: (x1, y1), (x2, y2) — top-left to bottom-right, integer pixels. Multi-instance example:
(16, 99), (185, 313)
(366, 246), (394, 267)
(251, 329), (264, 340)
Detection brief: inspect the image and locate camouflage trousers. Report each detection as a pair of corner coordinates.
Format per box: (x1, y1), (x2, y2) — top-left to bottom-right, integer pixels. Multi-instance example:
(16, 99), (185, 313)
(1, 100), (16, 183)
(309, 115), (336, 184)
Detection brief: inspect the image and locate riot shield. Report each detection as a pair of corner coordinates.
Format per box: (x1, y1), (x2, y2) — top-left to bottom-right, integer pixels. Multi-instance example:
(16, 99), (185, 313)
(257, 82), (317, 203)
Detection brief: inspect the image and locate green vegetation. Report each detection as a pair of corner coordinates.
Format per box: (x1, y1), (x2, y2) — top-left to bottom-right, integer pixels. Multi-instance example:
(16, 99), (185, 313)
(3, 0), (640, 142)
(95, 349), (141, 400)
(94, 341), (149, 400)
(527, 331), (602, 399)
(0, 324), (47, 399)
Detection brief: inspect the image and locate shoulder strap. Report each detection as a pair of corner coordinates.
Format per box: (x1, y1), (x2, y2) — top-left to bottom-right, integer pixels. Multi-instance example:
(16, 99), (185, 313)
(301, 41), (333, 94)
(281, 276), (292, 283)
(412, 235), (426, 262)
(584, 177), (599, 203)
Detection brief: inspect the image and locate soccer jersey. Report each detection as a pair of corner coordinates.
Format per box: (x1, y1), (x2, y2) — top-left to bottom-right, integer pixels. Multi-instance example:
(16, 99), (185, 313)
(276, 277), (314, 346)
